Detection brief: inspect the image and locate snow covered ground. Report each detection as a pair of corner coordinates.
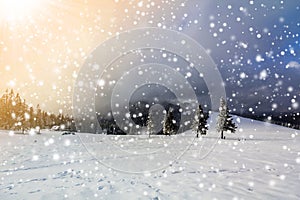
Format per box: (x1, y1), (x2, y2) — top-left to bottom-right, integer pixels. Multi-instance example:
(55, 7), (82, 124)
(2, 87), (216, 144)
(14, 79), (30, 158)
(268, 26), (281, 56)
(0, 115), (299, 200)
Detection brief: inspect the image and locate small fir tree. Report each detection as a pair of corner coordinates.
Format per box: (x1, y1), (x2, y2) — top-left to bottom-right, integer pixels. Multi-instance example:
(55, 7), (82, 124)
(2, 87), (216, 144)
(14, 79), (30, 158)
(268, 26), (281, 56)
(192, 104), (209, 137)
(217, 97), (237, 139)
(147, 109), (155, 138)
(163, 108), (176, 135)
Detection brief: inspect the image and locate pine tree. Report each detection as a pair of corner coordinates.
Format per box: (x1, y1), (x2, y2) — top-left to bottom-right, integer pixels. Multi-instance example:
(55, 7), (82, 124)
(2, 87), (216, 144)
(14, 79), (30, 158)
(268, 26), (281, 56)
(29, 106), (34, 128)
(0, 91), (8, 128)
(7, 90), (14, 129)
(15, 93), (23, 131)
(163, 108), (176, 135)
(192, 104), (209, 137)
(147, 109), (155, 138)
(0, 90), (17, 129)
(42, 111), (49, 128)
(21, 99), (30, 133)
(36, 104), (43, 129)
(0, 89), (64, 133)
(217, 97), (237, 139)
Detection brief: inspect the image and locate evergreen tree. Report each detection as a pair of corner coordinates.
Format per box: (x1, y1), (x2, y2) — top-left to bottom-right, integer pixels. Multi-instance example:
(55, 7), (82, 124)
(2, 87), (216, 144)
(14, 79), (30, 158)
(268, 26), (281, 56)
(192, 104), (209, 137)
(36, 104), (43, 129)
(15, 93), (23, 131)
(0, 89), (16, 129)
(0, 90), (9, 128)
(217, 97), (237, 139)
(7, 90), (14, 128)
(42, 111), (49, 128)
(0, 89), (76, 133)
(163, 108), (176, 135)
(29, 106), (34, 128)
(147, 109), (155, 138)
(21, 99), (30, 133)
(69, 118), (77, 132)
(0, 95), (4, 126)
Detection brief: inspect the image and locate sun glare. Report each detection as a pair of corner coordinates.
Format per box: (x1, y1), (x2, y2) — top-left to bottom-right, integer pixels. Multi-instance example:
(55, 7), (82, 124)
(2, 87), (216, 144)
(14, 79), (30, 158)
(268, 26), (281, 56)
(0, 0), (41, 21)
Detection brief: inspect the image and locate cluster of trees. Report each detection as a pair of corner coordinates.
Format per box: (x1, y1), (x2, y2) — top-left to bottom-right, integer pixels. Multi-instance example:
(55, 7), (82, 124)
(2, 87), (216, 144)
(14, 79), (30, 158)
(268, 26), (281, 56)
(272, 120), (300, 130)
(97, 101), (181, 135)
(241, 112), (300, 130)
(147, 97), (237, 139)
(0, 89), (74, 133)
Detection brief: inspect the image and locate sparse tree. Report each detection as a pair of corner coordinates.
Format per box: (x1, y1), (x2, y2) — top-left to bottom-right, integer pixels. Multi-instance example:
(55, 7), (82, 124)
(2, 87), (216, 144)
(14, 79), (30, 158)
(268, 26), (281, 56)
(192, 104), (209, 137)
(217, 97), (237, 139)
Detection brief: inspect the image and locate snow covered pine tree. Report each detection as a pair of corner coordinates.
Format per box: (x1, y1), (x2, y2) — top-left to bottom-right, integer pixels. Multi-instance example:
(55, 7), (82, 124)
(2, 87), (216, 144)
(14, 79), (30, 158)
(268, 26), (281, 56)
(192, 104), (209, 137)
(217, 97), (237, 139)
(147, 109), (155, 138)
(163, 108), (176, 136)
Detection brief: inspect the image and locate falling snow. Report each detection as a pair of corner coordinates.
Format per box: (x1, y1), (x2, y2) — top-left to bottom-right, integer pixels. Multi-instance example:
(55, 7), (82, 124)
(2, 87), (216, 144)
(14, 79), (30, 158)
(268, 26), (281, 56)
(0, 0), (299, 199)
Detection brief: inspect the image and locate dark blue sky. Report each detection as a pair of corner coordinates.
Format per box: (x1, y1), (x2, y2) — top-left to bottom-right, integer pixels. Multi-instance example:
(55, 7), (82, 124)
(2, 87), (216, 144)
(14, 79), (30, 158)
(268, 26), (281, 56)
(94, 0), (300, 117)
(176, 0), (300, 115)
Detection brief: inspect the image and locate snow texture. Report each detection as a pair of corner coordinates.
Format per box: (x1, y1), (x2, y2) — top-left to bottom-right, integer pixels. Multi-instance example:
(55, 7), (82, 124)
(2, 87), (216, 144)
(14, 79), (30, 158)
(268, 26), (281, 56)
(0, 115), (299, 199)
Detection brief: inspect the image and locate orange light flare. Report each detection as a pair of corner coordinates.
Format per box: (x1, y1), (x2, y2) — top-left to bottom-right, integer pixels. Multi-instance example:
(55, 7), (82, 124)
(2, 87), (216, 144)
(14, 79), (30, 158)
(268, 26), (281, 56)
(0, 0), (44, 22)
(0, 0), (122, 113)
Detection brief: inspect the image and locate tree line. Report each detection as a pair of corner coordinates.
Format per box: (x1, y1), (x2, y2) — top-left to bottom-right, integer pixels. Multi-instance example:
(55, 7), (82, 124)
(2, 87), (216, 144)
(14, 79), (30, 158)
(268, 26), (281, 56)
(0, 89), (237, 137)
(0, 89), (74, 133)
(147, 97), (237, 139)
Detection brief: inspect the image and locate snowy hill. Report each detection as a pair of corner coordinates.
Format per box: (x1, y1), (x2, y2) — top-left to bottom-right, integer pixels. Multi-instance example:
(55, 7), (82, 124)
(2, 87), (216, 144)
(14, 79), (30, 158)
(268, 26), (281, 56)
(0, 115), (299, 199)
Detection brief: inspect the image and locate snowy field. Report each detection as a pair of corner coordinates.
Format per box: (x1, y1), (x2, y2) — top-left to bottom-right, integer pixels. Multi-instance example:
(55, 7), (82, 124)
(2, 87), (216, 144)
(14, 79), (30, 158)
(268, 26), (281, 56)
(0, 115), (299, 200)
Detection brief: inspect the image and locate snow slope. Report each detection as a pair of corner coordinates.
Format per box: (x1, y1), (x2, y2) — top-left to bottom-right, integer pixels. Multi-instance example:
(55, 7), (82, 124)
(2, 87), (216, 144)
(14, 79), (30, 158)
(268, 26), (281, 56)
(0, 115), (299, 200)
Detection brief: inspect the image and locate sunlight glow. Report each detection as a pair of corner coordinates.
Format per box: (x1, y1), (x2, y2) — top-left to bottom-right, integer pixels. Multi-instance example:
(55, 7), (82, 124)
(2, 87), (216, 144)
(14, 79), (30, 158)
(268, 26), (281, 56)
(0, 0), (41, 21)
